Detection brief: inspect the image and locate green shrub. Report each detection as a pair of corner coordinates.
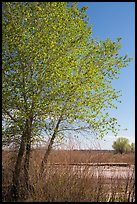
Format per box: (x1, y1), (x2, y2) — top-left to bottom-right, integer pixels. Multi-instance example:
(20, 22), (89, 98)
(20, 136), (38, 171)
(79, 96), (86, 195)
(112, 137), (131, 154)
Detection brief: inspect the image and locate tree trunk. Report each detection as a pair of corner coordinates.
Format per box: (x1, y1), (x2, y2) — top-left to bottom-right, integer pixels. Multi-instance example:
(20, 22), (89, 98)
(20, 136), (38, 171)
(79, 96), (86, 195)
(23, 115), (33, 197)
(9, 131), (26, 201)
(39, 117), (62, 178)
(23, 141), (32, 197)
(9, 117), (32, 201)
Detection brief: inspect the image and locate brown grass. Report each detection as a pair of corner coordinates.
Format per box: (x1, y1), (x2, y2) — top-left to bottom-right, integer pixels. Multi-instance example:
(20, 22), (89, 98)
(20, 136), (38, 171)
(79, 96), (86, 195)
(30, 149), (135, 164)
(2, 149), (135, 202)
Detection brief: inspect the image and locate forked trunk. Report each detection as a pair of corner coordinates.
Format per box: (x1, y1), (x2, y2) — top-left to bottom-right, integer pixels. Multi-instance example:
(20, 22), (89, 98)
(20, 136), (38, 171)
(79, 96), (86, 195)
(9, 117), (33, 201)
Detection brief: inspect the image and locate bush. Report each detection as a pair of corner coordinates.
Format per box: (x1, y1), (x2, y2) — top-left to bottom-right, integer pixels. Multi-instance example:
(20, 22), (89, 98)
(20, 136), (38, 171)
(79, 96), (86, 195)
(112, 137), (131, 154)
(130, 143), (135, 153)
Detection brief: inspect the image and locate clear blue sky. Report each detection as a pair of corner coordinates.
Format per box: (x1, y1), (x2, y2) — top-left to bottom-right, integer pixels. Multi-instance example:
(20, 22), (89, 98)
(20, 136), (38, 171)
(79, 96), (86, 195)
(75, 2), (135, 150)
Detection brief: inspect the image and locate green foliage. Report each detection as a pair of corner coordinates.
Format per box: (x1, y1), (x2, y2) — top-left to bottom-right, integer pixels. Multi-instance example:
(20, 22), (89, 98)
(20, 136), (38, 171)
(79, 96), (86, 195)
(130, 142), (135, 153)
(112, 137), (133, 154)
(2, 2), (132, 146)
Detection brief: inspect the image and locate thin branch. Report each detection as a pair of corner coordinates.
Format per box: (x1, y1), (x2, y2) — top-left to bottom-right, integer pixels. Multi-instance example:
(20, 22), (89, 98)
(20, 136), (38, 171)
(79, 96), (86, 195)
(3, 108), (18, 123)
(2, 108), (24, 132)
(57, 125), (92, 133)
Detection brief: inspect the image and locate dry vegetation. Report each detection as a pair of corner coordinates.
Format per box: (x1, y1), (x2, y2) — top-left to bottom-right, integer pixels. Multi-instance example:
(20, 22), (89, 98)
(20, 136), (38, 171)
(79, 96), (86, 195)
(2, 149), (135, 202)
(44, 149), (135, 164)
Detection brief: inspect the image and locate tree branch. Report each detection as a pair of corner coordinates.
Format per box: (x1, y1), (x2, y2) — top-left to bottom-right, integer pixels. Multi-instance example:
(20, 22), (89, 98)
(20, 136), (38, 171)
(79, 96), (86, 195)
(3, 108), (18, 123)
(57, 125), (92, 133)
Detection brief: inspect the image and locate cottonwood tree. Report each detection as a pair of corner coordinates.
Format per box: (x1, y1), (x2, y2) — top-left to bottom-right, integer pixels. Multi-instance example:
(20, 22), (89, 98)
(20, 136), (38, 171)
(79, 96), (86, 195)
(112, 137), (131, 154)
(2, 2), (132, 201)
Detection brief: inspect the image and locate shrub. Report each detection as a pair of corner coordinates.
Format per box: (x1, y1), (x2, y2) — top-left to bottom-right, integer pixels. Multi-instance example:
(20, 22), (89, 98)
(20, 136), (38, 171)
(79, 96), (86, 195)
(112, 137), (131, 154)
(130, 143), (135, 153)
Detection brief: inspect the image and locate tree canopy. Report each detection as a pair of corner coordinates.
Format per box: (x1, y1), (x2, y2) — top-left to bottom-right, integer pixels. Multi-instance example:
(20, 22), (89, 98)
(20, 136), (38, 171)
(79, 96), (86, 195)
(2, 2), (132, 147)
(112, 137), (133, 154)
(2, 2), (133, 201)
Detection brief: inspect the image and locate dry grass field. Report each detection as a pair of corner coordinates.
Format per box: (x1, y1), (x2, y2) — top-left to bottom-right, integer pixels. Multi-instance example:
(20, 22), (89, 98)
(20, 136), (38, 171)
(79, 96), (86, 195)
(43, 149), (135, 164)
(2, 149), (135, 202)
